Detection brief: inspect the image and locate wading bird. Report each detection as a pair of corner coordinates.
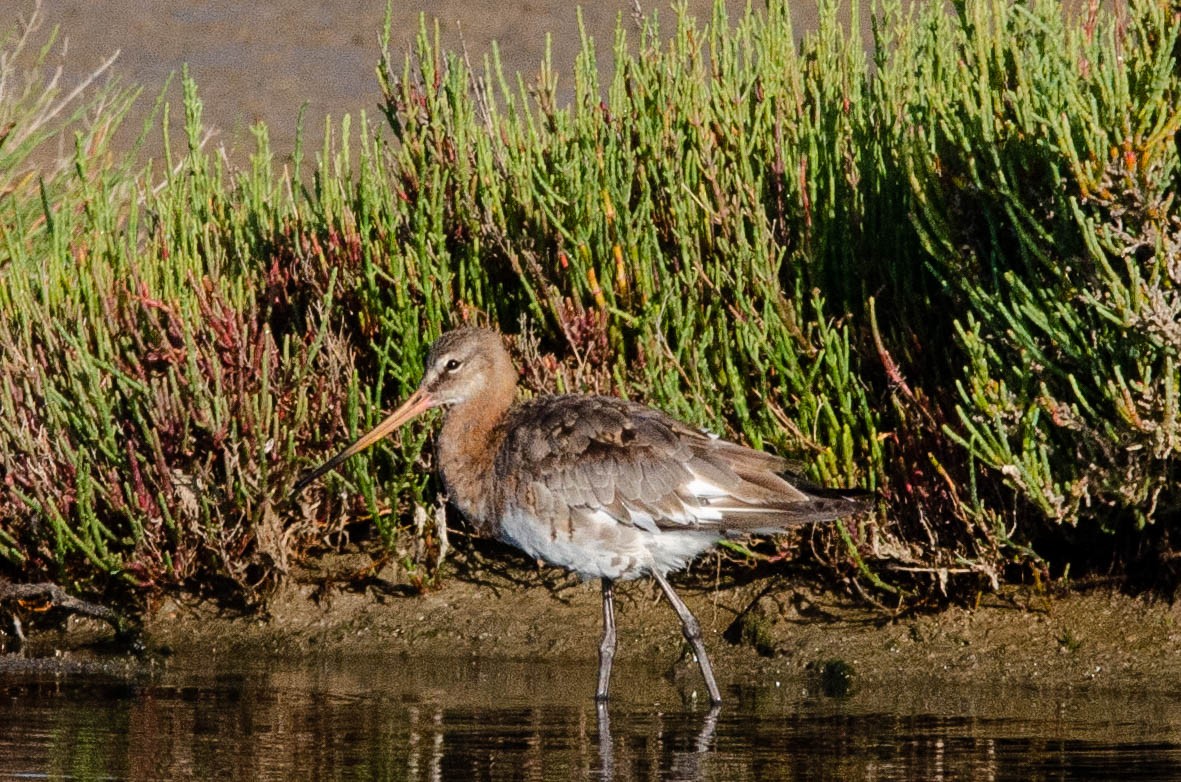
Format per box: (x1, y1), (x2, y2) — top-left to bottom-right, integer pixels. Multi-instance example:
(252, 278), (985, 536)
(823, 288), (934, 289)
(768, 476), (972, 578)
(295, 328), (869, 704)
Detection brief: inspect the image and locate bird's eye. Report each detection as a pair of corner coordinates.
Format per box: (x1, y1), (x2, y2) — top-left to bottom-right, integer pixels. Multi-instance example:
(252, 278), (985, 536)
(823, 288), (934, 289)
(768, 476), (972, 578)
(444, 358), (462, 372)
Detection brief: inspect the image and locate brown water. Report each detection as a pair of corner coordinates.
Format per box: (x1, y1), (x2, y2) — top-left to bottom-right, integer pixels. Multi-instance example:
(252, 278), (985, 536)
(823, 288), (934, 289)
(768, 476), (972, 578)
(36, 0), (800, 162)
(3, 654), (1181, 781)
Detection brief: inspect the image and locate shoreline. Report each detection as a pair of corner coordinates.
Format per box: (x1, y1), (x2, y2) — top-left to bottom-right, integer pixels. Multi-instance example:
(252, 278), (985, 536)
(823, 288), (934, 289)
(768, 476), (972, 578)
(13, 570), (1180, 698)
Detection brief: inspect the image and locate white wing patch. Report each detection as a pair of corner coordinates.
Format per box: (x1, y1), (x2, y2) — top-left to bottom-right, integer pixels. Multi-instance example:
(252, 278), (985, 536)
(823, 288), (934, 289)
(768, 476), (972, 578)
(682, 477), (729, 498)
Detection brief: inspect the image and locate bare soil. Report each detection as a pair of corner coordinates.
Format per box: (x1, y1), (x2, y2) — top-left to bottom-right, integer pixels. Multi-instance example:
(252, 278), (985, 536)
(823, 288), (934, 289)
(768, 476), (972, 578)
(114, 556), (1181, 697)
(7, 534), (1181, 699)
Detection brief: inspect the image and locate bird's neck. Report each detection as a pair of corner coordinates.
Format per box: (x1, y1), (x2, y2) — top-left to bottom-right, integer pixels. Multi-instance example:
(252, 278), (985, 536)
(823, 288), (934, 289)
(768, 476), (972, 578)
(437, 381), (515, 529)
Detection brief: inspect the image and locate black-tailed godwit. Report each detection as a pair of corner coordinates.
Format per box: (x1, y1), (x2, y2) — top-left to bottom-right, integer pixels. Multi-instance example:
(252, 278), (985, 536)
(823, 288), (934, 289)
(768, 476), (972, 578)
(295, 327), (870, 704)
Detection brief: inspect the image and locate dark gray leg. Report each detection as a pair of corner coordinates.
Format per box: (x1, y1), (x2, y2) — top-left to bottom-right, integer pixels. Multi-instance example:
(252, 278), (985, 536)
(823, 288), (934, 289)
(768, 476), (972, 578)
(596, 578), (617, 702)
(651, 570), (722, 705)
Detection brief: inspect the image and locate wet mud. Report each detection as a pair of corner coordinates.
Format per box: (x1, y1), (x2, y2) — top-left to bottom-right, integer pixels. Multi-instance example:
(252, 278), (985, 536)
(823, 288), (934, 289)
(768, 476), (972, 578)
(16, 562), (1177, 704)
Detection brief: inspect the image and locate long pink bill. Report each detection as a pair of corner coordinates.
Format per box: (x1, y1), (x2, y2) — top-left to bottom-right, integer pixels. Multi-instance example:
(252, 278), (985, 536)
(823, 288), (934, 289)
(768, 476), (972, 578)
(293, 387), (437, 492)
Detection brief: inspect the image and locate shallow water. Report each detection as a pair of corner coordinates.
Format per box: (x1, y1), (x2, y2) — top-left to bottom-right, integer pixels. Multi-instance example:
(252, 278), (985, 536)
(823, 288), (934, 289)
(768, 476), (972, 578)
(3, 654), (1180, 781)
(35, 0), (753, 163)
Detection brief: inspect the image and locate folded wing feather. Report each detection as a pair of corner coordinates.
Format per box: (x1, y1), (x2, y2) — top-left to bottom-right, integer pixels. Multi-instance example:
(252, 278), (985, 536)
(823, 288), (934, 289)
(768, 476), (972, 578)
(495, 395), (868, 535)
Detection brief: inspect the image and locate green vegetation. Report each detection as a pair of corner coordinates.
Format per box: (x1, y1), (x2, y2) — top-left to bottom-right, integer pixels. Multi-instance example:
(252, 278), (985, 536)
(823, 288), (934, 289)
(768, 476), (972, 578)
(0, 0), (1178, 611)
(818, 658), (857, 697)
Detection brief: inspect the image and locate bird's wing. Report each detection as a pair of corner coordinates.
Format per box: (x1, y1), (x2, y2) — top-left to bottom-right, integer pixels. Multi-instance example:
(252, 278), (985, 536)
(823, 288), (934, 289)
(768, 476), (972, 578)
(496, 395), (867, 534)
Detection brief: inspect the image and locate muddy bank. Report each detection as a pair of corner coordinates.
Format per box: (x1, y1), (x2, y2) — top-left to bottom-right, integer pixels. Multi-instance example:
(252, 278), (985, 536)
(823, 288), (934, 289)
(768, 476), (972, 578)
(26, 566), (1159, 698)
(8, 534), (1181, 696)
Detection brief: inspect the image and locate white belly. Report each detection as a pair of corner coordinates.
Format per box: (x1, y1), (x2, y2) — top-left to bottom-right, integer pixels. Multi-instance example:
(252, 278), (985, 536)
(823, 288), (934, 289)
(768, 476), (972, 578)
(498, 507), (720, 581)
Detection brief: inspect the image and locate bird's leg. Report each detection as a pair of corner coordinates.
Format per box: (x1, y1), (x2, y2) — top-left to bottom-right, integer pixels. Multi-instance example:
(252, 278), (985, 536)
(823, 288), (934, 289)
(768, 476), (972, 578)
(596, 578), (617, 702)
(651, 570), (723, 705)
(596, 699), (615, 782)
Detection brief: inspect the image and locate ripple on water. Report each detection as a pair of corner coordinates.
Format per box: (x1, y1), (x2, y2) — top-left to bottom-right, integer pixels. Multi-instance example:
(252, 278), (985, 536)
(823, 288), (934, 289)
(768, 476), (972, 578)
(2, 656), (1181, 781)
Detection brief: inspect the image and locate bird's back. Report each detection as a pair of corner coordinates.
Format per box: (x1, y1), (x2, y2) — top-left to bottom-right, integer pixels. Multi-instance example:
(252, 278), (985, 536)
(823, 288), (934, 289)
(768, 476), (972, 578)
(479, 394), (867, 579)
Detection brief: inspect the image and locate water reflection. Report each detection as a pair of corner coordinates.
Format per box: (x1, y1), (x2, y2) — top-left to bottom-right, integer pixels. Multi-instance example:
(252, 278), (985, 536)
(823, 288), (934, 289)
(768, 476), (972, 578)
(596, 702), (719, 782)
(2, 655), (1181, 781)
